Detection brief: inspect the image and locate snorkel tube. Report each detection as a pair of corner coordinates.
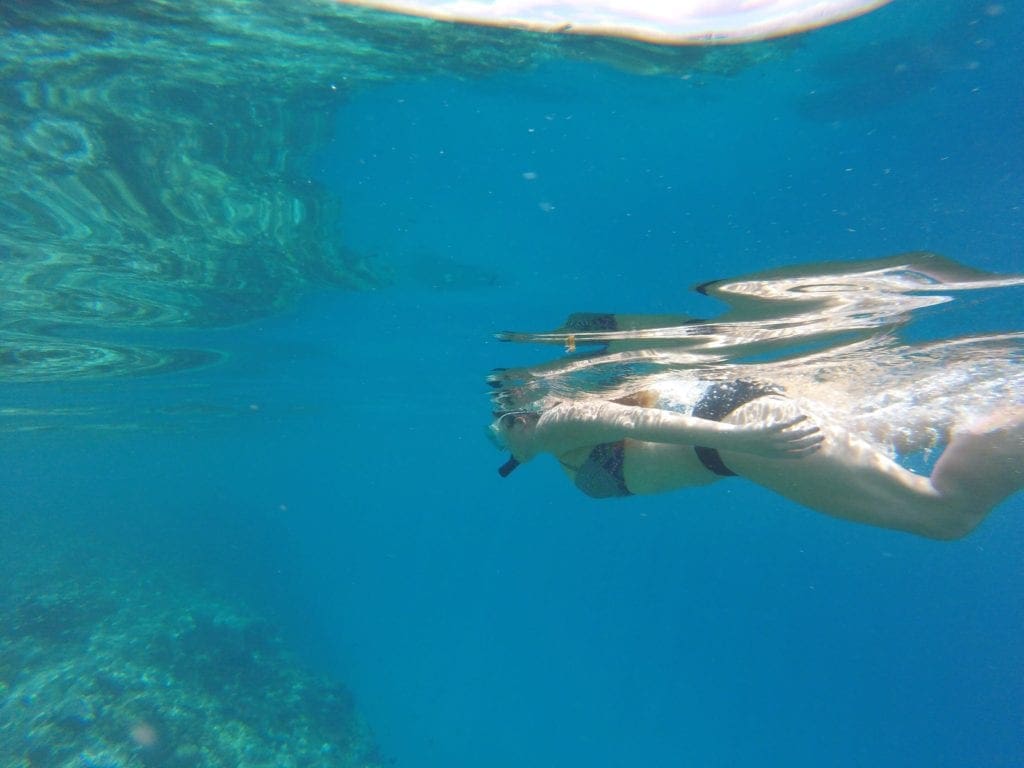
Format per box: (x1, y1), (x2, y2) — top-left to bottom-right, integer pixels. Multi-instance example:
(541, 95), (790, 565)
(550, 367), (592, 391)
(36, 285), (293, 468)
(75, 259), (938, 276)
(487, 411), (536, 479)
(498, 456), (520, 477)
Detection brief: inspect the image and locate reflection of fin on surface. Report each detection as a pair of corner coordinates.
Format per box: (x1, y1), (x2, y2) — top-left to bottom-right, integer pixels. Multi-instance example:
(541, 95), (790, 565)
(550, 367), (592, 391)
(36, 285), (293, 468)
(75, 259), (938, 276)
(552, 313), (708, 353)
(557, 313), (700, 333)
(698, 251), (1007, 298)
(694, 251), (1024, 321)
(497, 311), (712, 360)
(499, 313), (703, 344)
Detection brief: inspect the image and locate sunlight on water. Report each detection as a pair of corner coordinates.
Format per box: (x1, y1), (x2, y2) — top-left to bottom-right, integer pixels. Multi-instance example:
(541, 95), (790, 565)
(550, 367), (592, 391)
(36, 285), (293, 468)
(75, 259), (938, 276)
(337, 0), (893, 43)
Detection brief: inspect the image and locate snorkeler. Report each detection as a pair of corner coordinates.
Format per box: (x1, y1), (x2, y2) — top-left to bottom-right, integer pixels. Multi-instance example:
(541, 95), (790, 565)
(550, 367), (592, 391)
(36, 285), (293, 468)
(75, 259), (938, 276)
(491, 380), (1023, 540)
(488, 255), (1024, 540)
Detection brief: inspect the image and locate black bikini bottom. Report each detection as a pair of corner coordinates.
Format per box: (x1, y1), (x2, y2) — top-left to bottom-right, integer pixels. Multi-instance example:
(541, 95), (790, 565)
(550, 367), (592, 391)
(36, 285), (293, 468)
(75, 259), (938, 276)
(575, 440), (631, 498)
(692, 380), (779, 476)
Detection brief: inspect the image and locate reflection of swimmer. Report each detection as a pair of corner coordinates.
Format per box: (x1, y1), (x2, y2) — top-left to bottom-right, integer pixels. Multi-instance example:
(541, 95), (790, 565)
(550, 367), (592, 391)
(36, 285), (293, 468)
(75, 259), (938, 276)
(488, 254), (1024, 540)
(490, 376), (1023, 540)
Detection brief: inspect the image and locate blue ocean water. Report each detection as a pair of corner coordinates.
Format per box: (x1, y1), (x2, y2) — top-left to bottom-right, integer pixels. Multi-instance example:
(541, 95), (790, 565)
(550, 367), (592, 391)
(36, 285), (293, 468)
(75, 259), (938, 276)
(3, 1), (1023, 767)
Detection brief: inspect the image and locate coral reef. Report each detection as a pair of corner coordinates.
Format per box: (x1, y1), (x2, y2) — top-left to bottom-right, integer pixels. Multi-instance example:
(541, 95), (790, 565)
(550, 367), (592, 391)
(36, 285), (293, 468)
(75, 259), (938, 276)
(0, 566), (381, 768)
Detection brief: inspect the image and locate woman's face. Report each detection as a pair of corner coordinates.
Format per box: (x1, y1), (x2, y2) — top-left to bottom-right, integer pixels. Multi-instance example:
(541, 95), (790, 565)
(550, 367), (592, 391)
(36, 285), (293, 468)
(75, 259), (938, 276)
(489, 412), (540, 461)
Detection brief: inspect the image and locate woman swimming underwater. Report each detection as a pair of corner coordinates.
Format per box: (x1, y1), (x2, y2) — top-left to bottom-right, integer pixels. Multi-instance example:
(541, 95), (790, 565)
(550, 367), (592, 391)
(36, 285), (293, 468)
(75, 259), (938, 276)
(488, 254), (1024, 540)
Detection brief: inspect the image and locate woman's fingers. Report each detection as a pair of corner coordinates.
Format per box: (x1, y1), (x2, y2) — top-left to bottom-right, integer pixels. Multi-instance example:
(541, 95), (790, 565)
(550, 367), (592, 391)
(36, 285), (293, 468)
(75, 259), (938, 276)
(731, 413), (825, 458)
(776, 415), (815, 432)
(784, 435), (825, 456)
(772, 415), (824, 456)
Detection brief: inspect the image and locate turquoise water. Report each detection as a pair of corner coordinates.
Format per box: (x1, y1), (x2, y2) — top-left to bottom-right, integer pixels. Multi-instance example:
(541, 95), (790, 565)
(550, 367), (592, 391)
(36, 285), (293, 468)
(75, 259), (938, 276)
(3, 1), (1023, 767)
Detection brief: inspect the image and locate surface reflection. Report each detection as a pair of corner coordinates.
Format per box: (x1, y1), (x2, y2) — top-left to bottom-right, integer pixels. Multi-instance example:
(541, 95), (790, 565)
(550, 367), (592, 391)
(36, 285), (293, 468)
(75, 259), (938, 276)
(491, 252), (1024, 458)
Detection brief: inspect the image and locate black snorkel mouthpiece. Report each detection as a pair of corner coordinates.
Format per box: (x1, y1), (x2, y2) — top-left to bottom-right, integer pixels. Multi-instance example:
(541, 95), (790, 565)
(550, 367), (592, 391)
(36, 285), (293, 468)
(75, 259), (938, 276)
(498, 456), (520, 477)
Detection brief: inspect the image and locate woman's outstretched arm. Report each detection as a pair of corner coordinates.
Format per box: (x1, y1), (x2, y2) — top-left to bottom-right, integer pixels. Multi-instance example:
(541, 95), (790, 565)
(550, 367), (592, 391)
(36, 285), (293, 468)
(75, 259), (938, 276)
(512, 399), (822, 462)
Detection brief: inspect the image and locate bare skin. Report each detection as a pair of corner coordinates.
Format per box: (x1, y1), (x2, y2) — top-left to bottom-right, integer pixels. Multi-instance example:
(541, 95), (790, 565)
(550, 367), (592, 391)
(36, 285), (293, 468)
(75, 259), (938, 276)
(498, 395), (1024, 540)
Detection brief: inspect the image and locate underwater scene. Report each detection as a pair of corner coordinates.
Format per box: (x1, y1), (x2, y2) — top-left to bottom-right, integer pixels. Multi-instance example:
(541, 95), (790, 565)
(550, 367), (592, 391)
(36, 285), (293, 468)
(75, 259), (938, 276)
(1, 1), (1021, 767)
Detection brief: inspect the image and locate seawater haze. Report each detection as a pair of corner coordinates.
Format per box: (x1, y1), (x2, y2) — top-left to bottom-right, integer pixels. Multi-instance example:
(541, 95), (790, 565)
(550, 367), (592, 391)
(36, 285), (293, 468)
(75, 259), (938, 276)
(1, 1), (1021, 767)
(308, 3), (1024, 765)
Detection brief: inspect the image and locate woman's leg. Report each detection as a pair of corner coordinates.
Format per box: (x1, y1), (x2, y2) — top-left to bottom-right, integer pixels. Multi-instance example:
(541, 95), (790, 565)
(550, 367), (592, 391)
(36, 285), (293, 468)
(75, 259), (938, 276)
(929, 409), (1024, 527)
(719, 399), (1023, 539)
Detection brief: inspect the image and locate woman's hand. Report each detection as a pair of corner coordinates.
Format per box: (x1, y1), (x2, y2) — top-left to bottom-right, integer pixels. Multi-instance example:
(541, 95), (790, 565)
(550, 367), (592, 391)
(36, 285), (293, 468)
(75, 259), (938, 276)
(722, 415), (824, 459)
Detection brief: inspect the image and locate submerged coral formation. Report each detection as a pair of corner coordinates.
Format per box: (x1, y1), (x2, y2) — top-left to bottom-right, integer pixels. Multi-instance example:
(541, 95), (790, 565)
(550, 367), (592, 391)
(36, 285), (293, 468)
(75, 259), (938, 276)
(0, 566), (381, 768)
(0, 0), (789, 382)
